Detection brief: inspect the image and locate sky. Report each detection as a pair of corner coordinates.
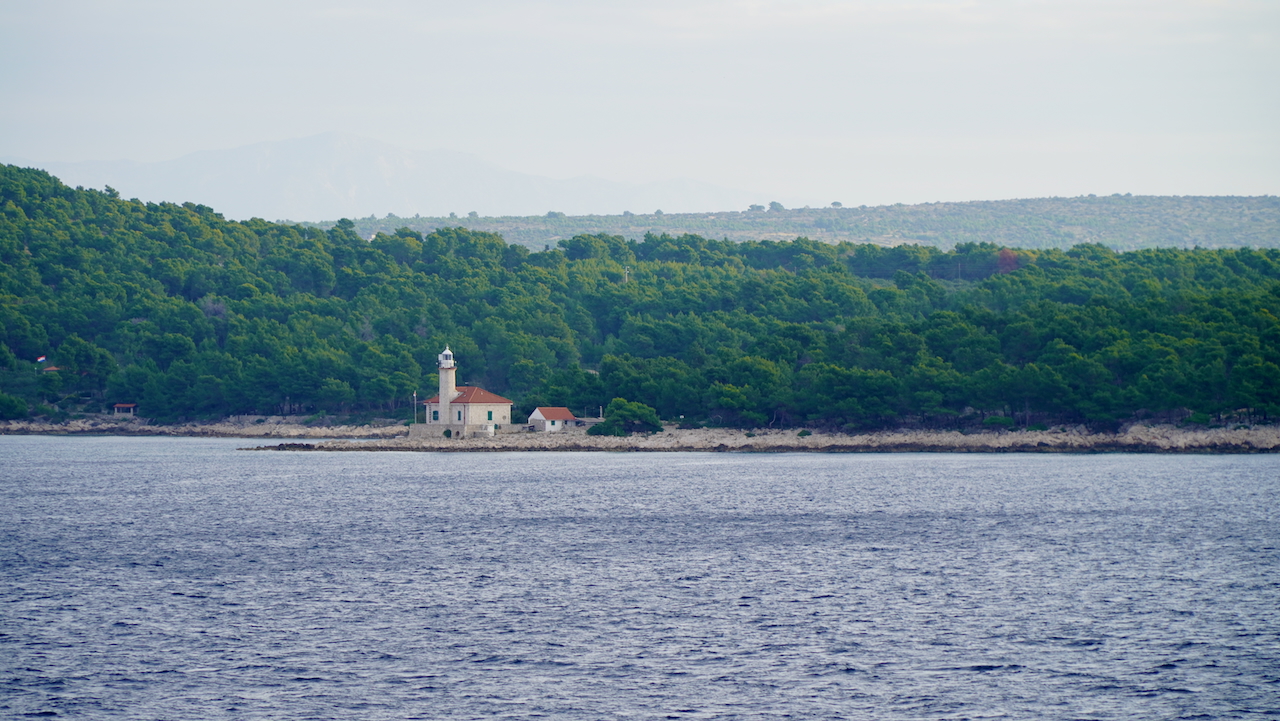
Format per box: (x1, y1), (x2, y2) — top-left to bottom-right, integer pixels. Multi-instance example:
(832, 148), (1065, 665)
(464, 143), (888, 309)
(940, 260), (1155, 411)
(2, 0), (1277, 208)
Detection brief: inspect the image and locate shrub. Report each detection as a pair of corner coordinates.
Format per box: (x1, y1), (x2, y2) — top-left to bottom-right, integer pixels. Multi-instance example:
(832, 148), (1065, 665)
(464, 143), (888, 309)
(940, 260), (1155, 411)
(591, 397), (662, 435)
(587, 421), (627, 436)
(797, 429), (812, 437)
(983, 416), (1015, 428)
(0, 392), (27, 420)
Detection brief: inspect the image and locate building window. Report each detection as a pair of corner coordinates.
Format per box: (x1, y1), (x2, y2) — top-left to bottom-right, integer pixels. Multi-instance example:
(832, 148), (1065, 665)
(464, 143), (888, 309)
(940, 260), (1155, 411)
(551, 420), (556, 426)
(457, 410), (462, 421)
(432, 410), (438, 421)
(487, 411), (493, 421)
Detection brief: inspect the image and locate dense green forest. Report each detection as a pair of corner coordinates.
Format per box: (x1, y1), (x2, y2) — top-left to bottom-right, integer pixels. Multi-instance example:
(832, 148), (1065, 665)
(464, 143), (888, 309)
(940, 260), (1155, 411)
(327, 195), (1280, 252)
(2, 164), (1279, 429)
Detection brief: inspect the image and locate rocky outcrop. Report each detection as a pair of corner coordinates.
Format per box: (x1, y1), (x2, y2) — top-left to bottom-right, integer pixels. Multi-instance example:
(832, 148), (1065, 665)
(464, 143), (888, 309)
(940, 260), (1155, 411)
(247, 424), (1280, 453)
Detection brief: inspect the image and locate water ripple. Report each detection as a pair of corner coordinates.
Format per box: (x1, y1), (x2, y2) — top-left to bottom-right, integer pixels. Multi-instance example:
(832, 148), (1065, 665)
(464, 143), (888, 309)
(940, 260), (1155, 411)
(1, 437), (1277, 719)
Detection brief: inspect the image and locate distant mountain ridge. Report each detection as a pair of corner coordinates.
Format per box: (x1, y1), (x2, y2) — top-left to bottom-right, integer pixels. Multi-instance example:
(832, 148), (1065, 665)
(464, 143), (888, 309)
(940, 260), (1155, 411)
(3, 133), (766, 221)
(7, 141), (1277, 252)
(328, 195), (1280, 252)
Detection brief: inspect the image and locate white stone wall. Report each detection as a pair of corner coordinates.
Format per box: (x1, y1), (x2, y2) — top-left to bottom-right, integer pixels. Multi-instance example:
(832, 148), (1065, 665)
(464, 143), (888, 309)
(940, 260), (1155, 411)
(411, 402), (513, 439)
(531, 418), (567, 433)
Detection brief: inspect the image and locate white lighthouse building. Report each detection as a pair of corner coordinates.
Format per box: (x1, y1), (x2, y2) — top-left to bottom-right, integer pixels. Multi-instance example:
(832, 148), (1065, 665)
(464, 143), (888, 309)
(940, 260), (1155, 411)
(410, 346), (514, 439)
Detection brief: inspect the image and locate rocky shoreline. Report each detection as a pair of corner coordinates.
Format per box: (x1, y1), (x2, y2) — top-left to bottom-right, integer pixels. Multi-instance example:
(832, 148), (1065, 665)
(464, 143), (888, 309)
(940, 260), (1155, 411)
(0, 415), (406, 439)
(246, 423), (1280, 454)
(5, 417), (1277, 452)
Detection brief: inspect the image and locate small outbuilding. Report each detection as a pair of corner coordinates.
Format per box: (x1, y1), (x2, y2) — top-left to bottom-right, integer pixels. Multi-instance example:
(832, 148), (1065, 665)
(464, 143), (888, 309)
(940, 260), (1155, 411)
(529, 407), (576, 432)
(112, 403), (137, 416)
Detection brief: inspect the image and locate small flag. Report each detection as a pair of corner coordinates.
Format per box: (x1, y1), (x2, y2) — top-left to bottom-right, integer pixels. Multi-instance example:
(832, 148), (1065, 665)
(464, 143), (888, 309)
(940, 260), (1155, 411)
(36, 356), (46, 362)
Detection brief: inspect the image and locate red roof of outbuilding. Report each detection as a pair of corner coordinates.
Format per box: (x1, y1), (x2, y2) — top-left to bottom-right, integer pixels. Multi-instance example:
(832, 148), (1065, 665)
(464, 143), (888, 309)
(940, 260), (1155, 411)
(533, 407), (577, 421)
(423, 386), (514, 405)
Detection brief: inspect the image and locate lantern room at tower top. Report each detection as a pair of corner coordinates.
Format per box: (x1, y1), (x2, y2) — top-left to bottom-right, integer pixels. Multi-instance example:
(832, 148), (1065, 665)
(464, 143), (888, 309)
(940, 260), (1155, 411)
(409, 346), (515, 439)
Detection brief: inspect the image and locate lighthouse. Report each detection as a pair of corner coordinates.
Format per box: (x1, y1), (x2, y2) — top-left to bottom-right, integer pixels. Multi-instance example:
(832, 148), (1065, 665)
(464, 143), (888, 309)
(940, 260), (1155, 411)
(414, 347), (514, 439)
(438, 346), (457, 424)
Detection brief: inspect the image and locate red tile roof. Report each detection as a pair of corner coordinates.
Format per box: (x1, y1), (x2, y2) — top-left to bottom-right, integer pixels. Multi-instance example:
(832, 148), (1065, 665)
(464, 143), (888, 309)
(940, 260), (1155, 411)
(423, 386), (514, 405)
(533, 406), (577, 421)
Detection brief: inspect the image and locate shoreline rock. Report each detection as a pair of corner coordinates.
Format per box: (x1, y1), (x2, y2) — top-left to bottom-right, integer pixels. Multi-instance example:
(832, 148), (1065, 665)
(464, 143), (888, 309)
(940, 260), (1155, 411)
(6, 418), (1277, 453)
(0, 416), (406, 439)
(244, 424), (1279, 454)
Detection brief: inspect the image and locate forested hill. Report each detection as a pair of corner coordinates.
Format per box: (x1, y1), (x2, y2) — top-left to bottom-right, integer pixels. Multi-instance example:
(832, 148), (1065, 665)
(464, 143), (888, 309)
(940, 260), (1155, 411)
(2, 164), (1279, 429)
(324, 195), (1280, 252)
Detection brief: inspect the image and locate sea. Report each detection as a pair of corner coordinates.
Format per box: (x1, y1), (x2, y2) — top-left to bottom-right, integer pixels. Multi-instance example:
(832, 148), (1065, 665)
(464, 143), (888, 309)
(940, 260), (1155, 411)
(0, 436), (1277, 720)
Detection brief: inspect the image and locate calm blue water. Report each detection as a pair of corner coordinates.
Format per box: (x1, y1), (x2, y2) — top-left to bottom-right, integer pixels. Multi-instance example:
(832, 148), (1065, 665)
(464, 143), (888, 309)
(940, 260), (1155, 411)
(1, 437), (1277, 720)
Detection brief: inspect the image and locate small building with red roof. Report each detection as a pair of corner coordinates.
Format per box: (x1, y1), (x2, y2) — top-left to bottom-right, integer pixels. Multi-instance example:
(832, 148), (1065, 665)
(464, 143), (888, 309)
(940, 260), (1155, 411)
(529, 407), (576, 433)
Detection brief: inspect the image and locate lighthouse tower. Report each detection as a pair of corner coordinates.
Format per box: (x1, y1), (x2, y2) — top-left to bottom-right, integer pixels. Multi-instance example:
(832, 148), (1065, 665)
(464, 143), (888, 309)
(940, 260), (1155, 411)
(438, 346), (457, 423)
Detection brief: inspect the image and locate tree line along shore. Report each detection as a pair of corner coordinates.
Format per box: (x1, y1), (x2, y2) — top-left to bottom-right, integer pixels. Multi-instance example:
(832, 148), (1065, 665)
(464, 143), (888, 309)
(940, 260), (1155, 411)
(2, 163), (1279, 437)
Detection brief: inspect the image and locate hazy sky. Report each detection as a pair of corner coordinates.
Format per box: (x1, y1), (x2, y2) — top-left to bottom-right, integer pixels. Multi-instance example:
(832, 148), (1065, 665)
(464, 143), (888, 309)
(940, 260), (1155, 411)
(2, 0), (1277, 206)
